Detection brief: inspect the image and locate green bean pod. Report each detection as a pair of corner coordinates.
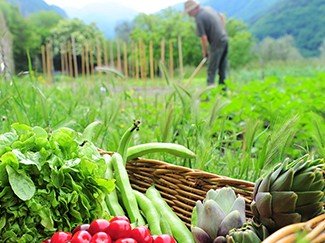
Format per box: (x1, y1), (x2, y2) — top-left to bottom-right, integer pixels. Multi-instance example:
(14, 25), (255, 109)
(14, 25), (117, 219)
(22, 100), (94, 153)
(146, 186), (194, 243)
(133, 189), (162, 235)
(117, 120), (141, 164)
(160, 214), (172, 235)
(126, 142), (196, 161)
(111, 152), (145, 225)
(103, 154), (125, 216)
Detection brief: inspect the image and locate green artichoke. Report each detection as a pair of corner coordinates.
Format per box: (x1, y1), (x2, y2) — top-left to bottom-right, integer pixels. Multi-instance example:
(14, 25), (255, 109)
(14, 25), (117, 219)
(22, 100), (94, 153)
(227, 220), (269, 243)
(191, 187), (246, 243)
(251, 155), (325, 233)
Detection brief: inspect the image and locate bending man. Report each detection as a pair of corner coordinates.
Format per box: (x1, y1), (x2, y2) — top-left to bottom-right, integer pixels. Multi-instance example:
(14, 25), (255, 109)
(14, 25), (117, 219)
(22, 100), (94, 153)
(185, 0), (228, 87)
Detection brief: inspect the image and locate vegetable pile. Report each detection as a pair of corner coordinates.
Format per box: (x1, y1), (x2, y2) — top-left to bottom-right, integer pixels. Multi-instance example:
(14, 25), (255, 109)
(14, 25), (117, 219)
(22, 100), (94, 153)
(0, 123), (115, 242)
(190, 155), (324, 243)
(43, 216), (176, 243)
(0, 121), (196, 242)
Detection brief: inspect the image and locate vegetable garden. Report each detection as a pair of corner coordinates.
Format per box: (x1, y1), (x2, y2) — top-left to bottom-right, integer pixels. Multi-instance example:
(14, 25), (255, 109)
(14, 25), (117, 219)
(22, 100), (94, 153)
(1, 0), (324, 241)
(0, 60), (324, 242)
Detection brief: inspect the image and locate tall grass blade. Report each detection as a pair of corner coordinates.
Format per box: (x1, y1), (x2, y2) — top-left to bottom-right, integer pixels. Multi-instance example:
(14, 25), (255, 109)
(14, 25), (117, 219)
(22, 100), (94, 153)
(258, 115), (299, 170)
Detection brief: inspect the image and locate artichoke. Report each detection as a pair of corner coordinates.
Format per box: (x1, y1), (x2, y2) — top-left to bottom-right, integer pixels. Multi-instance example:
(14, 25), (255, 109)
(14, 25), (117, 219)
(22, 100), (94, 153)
(191, 187), (246, 243)
(227, 220), (269, 243)
(251, 155), (325, 233)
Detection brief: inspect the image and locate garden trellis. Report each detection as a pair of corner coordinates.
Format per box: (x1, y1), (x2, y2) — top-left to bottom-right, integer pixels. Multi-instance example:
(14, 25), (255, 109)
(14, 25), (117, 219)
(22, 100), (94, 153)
(41, 36), (184, 81)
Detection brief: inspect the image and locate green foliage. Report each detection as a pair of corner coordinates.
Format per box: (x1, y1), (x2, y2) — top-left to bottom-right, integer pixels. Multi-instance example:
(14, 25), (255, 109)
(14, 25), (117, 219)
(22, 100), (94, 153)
(0, 123), (114, 241)
(27, 11), (63, 46)
(226, 19), (255, 68)
(131, 8), (201, 66)
(129, 8), (255, 69)
(0, 63), (324, 182)
(250, 0), (325, 57)
(255, 35), (302, 62)
(0, 0), (34, 71)
(48, 18), (105, 56)
(202, 0), (280, 21)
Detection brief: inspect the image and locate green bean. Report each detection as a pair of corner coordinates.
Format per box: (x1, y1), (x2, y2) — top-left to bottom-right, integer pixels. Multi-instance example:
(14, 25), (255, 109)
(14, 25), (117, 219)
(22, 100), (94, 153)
(117, 120), (141, 164)
(146, 186), (194, 242)
(133, 189), (162, 235)
(111, 152), (145, 225)
(126, 142), (196, 161)
(160, 214), (172, 235)
(103, 154), (125, 216)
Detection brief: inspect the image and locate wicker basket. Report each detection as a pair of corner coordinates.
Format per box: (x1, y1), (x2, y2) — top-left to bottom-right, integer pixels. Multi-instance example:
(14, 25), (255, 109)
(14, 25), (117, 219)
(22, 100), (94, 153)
(125, 158), (325, 243)
(126, 158), (255, 227)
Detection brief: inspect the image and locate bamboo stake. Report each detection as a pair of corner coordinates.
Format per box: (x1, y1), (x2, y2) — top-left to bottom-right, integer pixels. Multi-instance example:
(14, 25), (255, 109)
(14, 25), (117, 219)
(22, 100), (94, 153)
(96, 39), (102, 67)
(169, 40), (174, 79)
(64, 43), (68, 75)
(139, 41), (144, 79)
(160, 38), (165, 64)
(160, 38), (165, 77)
(41, 45), (46, 76)
(117, 41), (122, 71)
(135, 43), (139, 80)
(96, 39), (102, 77)
(123, 42), (128, 78)
(109, 42), (115, 67)
(67, 41), (73, 77)
(130, 42), (134, 78)
(103, 40), (109, 67)
(81, 46), (85, 78)
(71, 36), (78, 77)
(89, 46), (94, 77)
(46, 43), (52, 82)
(149, 40), (154, 80)
(85, 43), (90, 77)
(178, 35), (184, 78)
(60, 44), (64, 74)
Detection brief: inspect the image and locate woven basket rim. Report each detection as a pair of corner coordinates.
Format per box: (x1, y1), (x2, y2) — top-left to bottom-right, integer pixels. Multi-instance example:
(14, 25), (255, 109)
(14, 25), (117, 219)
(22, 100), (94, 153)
(128, 157), (255, 186)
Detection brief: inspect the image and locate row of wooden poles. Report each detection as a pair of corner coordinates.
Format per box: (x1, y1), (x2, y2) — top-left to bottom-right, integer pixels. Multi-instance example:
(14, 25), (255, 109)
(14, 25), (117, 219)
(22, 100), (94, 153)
(41, 36), (184, 81)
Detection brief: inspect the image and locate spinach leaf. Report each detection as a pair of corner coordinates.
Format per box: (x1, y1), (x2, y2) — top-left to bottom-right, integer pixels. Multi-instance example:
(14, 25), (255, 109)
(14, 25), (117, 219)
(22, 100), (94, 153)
(6, 165), (36, 201)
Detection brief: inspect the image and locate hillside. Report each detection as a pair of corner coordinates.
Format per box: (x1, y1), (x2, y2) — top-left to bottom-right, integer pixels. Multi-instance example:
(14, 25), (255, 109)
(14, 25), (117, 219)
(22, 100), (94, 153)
(6, 0), (67, 17)
(201, 0), (280, 21)
(249, 0), (325, 57)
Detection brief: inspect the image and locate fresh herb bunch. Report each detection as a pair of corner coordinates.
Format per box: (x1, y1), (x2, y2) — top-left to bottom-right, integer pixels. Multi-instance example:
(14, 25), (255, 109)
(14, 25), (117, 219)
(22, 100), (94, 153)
(0, 123), (115, 242)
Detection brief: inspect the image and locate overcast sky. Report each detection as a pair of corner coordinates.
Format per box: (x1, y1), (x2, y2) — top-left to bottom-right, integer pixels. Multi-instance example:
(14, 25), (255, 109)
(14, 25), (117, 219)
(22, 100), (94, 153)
(44, 0), (186, 14)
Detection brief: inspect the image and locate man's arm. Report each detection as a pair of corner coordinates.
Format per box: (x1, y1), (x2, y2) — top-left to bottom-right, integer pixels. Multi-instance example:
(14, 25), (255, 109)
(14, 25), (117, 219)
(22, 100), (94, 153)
(200, 35), (209, 58)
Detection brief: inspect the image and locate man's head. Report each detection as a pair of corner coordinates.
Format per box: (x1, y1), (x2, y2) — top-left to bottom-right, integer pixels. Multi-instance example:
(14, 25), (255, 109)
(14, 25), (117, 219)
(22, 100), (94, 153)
(184, 0), (200, 16)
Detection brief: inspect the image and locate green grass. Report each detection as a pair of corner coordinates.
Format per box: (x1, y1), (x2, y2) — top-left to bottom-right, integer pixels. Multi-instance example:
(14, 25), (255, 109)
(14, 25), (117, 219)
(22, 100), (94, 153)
(0, 60), (324, 182)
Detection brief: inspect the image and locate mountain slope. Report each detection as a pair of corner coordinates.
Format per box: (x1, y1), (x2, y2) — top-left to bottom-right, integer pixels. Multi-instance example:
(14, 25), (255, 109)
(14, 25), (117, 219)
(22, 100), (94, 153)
(6, 0), (67, 17)
(201, 0), (280, 21)
(249, 0), (325, 56)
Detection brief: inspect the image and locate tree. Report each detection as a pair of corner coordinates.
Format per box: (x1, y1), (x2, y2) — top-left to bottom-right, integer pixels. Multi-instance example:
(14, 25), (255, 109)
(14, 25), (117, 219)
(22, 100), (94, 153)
(27, 11), (63, 46)
(48, 18), (104, 56)
(255, 35), (302, 62)
(130, 8), (201, 66)
(226, 19), (255, 68)
(0, 10), (14, 74)
(0, 0), (34, 72)
(115, 20), (134, 43)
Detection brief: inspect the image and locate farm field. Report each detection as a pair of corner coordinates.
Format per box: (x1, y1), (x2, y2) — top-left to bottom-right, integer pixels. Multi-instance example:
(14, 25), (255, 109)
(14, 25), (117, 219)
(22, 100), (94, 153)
(1, 60), (324, 182)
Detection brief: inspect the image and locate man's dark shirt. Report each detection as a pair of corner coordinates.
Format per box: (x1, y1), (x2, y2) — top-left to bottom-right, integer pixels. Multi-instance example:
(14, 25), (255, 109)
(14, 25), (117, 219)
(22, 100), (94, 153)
(195, 7), (228, 49)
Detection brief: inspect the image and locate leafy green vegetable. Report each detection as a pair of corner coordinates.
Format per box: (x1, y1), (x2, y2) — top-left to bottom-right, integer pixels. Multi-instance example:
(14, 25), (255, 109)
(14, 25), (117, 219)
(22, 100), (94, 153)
(0, 123), (115, 242)
(6, 165), (36, 201)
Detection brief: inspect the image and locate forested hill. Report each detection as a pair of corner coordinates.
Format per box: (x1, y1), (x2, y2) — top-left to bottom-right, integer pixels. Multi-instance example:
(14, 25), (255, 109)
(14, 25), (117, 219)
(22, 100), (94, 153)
(248, 0), (325, 57)
(5, 0), (67, 17)
(201, 0), (280, 21)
